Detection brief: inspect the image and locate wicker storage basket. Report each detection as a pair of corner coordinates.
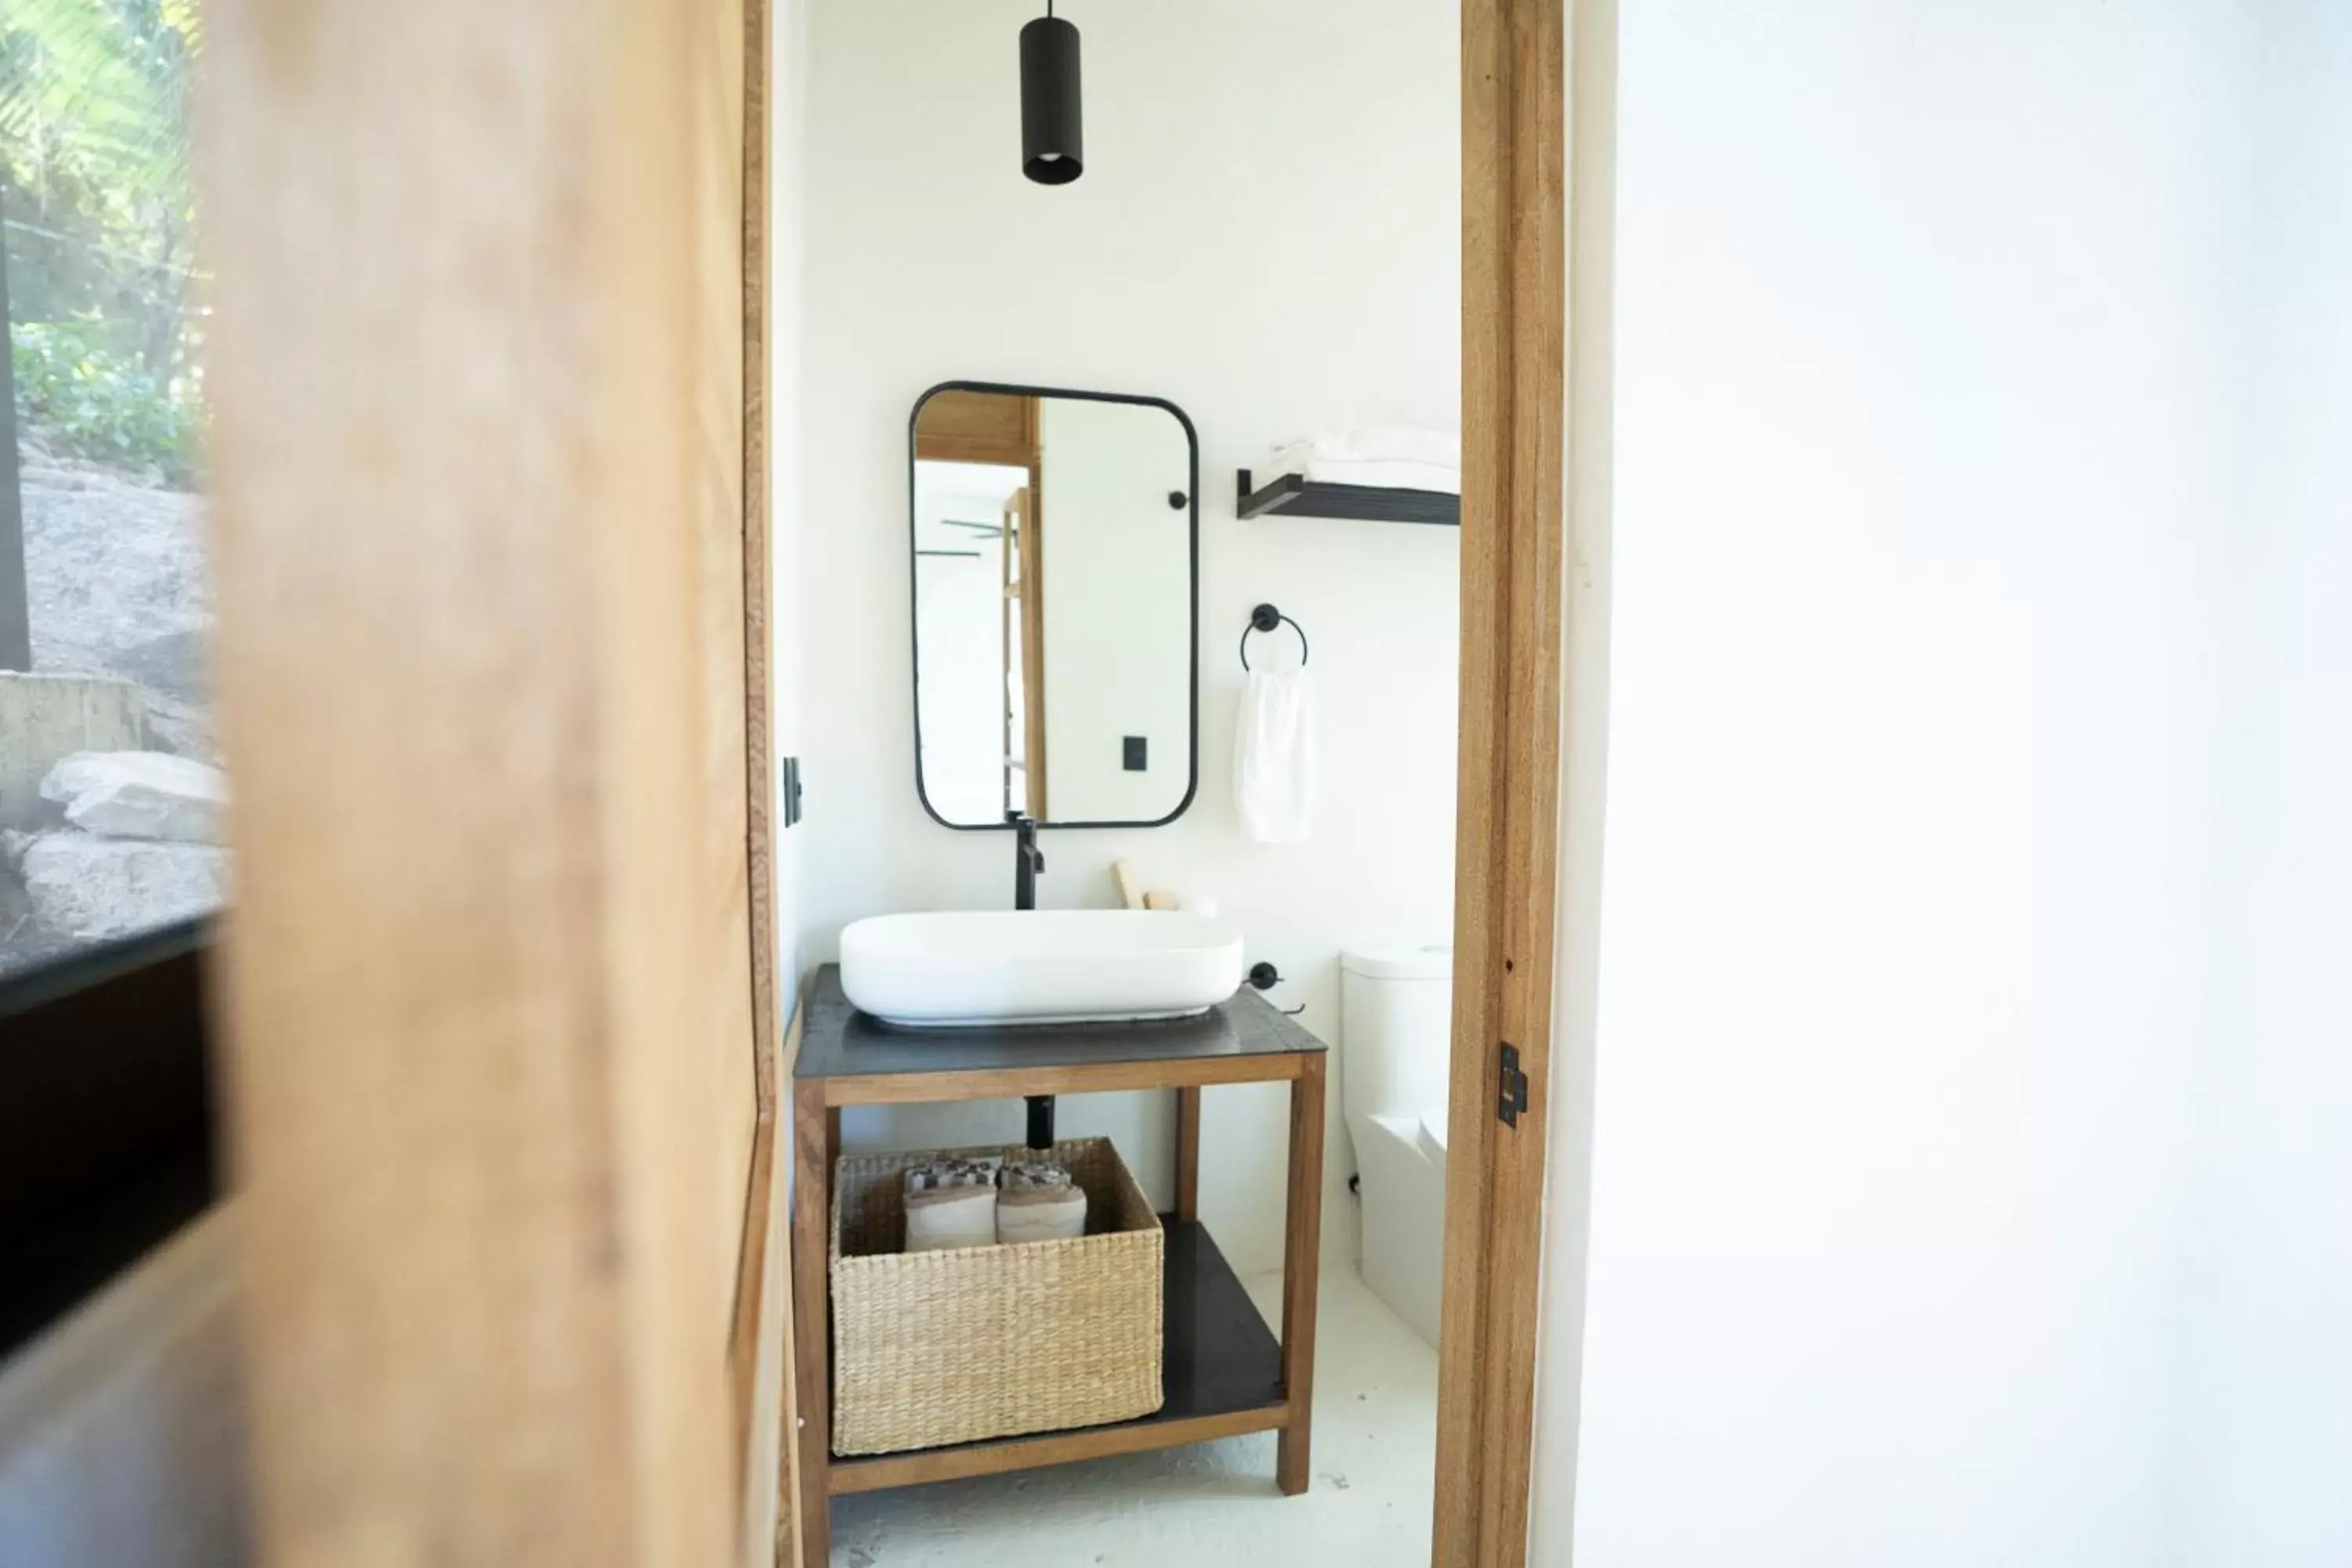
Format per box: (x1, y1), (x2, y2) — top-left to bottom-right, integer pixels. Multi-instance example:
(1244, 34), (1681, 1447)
(829, 1137), (1164, 1455)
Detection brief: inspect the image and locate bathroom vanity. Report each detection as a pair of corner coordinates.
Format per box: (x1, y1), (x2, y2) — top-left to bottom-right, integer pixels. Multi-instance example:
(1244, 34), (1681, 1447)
(782, 373), (1320, 1559)
(789, 965), (1327, 1564)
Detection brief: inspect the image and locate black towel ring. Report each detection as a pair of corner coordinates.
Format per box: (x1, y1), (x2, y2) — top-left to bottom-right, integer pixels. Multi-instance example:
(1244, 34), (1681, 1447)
(1239, 603), (1309, 672)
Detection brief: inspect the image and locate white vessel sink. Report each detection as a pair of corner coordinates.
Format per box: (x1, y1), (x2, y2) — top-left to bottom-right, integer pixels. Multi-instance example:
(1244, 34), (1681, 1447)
(840, 910), (1246, 1028)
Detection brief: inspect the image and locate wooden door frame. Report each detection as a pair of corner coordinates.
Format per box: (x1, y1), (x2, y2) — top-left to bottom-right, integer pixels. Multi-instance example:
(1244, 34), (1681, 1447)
(734, 2), (797, 1566)
(1432, 1), (1575, 1566)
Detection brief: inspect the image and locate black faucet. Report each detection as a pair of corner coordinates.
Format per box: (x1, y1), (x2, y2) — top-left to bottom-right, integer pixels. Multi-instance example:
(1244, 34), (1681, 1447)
(1010, 811), (1045, 911)
(1009, 811), (1053, 1149)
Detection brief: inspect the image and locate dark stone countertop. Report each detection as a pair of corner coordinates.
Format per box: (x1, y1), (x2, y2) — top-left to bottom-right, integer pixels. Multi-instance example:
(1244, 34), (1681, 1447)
(794, 963), (1326, 1083)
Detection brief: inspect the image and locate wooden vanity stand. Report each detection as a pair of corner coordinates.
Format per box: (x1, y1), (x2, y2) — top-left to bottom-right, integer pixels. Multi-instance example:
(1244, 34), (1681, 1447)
(790, 964), (1328, 1565)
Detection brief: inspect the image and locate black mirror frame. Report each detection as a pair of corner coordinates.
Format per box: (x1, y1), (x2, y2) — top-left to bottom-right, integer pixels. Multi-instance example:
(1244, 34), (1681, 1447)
(908, 379), (1200, 833)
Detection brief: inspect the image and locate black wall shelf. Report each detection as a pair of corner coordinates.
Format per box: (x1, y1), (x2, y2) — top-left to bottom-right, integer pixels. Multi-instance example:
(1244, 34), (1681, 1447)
(1236, 467), (1460, 527)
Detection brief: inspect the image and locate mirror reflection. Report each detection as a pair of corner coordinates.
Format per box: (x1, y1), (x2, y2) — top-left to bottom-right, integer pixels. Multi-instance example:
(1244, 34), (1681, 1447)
(911, 385), (1196, 829)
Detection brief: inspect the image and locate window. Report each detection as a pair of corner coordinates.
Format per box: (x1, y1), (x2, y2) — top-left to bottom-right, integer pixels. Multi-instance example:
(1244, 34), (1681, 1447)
(0, 0), (215, 978)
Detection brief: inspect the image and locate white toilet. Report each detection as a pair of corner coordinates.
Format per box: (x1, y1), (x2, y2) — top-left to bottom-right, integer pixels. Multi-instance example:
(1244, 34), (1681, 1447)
(1341, 942), (1453, 1348)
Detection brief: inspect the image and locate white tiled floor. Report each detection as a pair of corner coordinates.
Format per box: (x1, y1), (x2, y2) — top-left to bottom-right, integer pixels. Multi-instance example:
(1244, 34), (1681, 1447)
(826, 1264), (1439, 1568)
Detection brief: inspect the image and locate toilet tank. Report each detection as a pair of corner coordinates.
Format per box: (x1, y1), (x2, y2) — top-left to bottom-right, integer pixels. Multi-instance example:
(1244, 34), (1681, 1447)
(1339, 944), (1454, 1126)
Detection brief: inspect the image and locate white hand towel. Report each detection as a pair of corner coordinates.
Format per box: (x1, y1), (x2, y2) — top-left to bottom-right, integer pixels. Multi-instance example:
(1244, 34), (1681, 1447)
(1234, 670), (1316, 844)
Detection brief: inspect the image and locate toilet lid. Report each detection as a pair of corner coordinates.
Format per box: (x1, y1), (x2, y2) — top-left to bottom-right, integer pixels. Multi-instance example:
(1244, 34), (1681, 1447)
(1341, 942), (1454, 981)
(1417, 1112), (1449, 1163)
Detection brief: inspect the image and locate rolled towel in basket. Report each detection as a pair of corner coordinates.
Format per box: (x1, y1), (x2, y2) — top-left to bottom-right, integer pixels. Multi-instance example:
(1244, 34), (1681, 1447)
(904, 1156), (1001, 1192)
(904, 1161), (1000, 1252)
(996, 1161), (1088, 1244)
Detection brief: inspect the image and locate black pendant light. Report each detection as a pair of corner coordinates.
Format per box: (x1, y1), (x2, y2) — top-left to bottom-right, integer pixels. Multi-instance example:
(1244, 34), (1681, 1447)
(1019, 2), (1083, 185)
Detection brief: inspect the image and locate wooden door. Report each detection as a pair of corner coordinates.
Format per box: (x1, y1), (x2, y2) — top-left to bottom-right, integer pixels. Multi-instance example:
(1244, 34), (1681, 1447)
(199, 0), (778, 1564)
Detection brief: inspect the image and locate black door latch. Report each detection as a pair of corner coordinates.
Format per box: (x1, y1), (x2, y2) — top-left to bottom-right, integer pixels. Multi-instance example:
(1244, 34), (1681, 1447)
(1497, 1043), (1530, 1127)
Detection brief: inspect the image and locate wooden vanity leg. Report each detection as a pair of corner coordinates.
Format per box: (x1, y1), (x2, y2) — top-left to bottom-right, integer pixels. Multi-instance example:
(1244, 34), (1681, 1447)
(791, 1083), (833, 1568)
(1277, 1054), (1326, 1495)
(1174, 1087), (1202, 1222)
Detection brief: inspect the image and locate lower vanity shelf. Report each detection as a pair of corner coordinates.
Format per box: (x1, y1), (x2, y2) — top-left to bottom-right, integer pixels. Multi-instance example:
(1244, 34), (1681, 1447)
(829, 1218), (1286, 1494)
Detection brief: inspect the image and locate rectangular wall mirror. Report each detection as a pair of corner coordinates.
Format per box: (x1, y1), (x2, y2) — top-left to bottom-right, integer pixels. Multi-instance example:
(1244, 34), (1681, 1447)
(910, 381), (1198, 829)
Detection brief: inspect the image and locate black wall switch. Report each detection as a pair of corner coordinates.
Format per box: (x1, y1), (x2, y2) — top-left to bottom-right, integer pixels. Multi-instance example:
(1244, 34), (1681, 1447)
(781, 757), (804, 827)
(1123, 736), (1148, 772)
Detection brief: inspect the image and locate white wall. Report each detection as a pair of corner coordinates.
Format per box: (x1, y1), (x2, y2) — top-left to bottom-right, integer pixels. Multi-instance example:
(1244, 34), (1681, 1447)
(1536, 2), (2335, 1564)
(1037, 397), (1192, 824)
(796, 0), (1461, 1274)
(2171, 5), (2352, 1560)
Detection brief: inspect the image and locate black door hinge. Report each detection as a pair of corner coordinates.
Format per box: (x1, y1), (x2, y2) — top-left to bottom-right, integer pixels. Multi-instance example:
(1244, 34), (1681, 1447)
(1497, 1043), (1530, 1127)
(781, 757), (804, 829)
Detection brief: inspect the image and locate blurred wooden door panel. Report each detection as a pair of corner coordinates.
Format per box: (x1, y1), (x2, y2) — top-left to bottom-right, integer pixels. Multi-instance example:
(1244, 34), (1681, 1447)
(201, 0), (768, 1563)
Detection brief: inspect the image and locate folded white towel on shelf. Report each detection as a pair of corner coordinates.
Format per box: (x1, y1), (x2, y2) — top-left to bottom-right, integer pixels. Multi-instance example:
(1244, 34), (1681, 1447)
(1274, 427), (1461, 469)
(1269, 455), (1461, 495)
(1235, 670), (1316, 844)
